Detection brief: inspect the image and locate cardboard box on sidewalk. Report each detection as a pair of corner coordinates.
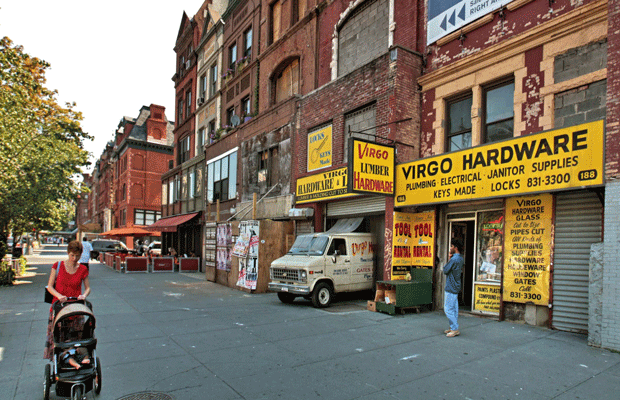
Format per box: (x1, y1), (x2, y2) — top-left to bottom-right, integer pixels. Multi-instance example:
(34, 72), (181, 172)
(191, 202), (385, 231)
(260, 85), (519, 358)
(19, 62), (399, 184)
(367, 300), (377, 312)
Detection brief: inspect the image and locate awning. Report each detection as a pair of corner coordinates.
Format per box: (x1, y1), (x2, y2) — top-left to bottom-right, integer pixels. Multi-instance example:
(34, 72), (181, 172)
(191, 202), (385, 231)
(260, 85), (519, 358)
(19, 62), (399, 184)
(100, 226), (161, 237)
(145, 212), (199, 233)
(326, 217), (364, 233)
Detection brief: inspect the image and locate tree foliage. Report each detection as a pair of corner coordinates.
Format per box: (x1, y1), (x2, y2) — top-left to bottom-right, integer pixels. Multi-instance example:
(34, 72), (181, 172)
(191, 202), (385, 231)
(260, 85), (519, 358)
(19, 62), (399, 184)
(0, 36), (91, 257)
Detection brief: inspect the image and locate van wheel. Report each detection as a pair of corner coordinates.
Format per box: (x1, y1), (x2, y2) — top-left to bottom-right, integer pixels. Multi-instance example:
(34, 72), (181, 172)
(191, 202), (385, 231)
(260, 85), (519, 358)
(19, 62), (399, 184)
(312, 282), (333, 308)
(277, 292), (296, 304)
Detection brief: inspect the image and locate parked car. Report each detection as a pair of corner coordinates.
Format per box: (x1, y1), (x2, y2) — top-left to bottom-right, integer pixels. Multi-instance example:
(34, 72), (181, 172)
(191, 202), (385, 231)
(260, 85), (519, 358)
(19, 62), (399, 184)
(90, 239), (132, 259)
(147, 241), (161, 257)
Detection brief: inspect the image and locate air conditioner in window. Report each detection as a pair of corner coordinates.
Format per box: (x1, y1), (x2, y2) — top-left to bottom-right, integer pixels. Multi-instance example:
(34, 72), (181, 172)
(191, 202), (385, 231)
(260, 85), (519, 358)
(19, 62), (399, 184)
(197, 97), (205, 106)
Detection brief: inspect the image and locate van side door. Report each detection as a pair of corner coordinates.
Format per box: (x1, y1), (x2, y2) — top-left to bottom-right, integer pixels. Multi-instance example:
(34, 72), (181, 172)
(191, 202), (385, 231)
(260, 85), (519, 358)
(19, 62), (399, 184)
(325, 237), (352, 291)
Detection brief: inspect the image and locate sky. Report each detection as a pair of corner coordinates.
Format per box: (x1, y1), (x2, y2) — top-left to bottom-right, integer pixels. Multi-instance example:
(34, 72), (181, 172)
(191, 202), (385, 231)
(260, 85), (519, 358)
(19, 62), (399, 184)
(1, 0), (205, 173)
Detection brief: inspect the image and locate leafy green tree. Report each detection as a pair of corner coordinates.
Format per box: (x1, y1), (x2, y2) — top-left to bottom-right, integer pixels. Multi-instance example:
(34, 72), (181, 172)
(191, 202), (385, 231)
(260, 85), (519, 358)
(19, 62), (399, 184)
(0, 37), (91, 258)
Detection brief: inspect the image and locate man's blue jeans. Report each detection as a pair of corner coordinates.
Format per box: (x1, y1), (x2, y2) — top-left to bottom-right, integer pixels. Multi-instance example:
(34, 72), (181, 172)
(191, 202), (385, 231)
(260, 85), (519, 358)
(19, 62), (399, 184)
(444, 291), (459, 331)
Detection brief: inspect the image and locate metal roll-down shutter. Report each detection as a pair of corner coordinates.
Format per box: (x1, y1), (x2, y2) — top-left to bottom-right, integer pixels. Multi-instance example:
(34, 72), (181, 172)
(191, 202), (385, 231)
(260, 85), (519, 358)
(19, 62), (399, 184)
(552, 191), (602, 334)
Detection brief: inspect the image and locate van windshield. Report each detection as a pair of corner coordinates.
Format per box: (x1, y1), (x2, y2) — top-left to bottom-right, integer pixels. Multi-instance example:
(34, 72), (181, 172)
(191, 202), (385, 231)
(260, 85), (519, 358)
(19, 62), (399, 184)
(288, 235), (329, 256)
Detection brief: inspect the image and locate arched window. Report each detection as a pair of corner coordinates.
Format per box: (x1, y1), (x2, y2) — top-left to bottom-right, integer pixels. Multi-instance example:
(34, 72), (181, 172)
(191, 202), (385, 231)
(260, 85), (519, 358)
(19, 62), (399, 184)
(273, 58), (300, 104)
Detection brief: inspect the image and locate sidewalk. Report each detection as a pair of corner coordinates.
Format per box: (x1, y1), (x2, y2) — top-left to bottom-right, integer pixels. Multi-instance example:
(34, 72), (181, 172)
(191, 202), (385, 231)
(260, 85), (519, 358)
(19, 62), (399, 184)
(1, 245), (620, 399)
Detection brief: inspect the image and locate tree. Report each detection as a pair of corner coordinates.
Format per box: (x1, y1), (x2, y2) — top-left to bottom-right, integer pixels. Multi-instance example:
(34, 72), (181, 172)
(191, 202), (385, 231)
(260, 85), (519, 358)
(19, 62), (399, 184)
(0, 37), (91, 258)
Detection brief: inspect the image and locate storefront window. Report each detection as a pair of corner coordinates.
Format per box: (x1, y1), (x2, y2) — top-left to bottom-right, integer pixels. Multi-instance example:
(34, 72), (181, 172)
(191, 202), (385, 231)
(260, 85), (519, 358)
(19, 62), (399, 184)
(476, 210), (504, 283)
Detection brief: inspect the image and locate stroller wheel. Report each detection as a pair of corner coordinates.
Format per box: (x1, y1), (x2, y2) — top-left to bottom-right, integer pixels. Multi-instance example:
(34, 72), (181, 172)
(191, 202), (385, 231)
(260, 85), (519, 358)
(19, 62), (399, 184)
(72, 385), (83, 400)
(43, 364), (51, 400)
(94, 357), (102, 395)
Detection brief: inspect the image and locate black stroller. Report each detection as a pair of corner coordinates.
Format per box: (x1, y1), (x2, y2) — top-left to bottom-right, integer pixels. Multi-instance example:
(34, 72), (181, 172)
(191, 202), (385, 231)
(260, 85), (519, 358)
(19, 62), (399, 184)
(44, 299), (102, 400)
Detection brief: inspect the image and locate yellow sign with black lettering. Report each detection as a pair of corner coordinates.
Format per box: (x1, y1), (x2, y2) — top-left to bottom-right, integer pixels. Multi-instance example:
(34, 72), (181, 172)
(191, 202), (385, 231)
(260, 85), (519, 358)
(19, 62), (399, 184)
(503, 194), (552, 306)
(296, 167), (355, 204)
(395, 120), (604, 207)
(348, 138), (395, 196)
(308, 125), (332, 172)
(474, 284), (501, 313)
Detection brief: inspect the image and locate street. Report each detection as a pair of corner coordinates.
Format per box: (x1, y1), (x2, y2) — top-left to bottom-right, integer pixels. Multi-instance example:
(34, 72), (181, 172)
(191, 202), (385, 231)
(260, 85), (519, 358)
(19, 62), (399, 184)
(1, 245), (620, 400)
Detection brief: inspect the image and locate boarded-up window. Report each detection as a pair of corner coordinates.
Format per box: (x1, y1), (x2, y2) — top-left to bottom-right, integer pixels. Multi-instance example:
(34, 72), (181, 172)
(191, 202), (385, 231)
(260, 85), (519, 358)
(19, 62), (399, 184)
(275, 59), (299, 103)
(271, 1), (282, 44)
(338, 0), (389, 77)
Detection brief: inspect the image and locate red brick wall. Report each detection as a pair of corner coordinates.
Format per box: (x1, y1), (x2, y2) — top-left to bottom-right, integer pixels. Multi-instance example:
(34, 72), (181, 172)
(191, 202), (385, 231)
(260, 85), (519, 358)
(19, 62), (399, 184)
(425, 0), (599, 71)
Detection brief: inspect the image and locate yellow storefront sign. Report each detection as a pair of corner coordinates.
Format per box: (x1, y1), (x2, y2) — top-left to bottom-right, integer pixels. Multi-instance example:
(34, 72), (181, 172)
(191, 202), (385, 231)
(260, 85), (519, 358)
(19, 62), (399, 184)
(395, 120), (604, 207)
(503, 194), (553, 306)
(474, 284), (501, 313)
(296, 167), (354, 204)
(392, 211), (435, 280)
(349, 138), (394, 196)
(308, 125), (332, 172)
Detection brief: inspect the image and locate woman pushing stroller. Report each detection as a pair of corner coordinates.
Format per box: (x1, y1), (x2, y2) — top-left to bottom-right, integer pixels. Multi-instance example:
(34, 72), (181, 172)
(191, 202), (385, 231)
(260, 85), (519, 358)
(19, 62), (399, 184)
(43, 240), (101, 399)
(44, 240), (90, 360)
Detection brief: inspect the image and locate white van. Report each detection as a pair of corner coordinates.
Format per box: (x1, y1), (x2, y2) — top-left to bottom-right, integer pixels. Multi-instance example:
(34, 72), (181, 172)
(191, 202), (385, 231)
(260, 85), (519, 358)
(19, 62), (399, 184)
(268, 231), (376, 307)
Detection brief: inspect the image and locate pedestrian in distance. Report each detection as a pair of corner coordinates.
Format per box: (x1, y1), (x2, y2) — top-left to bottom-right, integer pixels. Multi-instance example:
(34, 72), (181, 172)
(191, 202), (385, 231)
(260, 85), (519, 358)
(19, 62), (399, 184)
(44, 240), (91, 359)
(79, 236), (93, 270)
(443, 238), (464, 338)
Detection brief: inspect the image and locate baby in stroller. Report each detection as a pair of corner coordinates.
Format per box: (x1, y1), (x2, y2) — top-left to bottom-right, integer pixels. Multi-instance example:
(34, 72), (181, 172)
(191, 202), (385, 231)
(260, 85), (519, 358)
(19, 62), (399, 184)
(60, 341), (90, 370)
(44, 299), (102, 399)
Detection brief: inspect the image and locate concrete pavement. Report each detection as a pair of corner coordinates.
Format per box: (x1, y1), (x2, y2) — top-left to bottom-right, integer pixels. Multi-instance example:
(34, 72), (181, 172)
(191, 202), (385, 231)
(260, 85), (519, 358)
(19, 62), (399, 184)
(1, 244), (620, 399)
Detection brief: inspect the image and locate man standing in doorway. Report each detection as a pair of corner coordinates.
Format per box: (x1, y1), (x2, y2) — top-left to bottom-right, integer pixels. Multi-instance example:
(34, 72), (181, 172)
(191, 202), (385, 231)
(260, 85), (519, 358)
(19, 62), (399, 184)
(79, 236), (93, 270)
(443, 238), (464, 337)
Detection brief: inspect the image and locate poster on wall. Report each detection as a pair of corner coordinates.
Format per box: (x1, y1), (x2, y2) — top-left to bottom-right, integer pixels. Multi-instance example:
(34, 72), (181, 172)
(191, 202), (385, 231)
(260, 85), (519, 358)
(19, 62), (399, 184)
(474, 284), (501, 313)
(411, 211), (435, 267)
(392, 211), (435, 280)
(476, 210), (504, 284)
(216, 248), (231, 271)
(236, 220), (260, 290)
(503, 193), (553, 306)
(392, 212), (414, 279)
(307, 124), (333, 172)
(232, 233), (250, 257)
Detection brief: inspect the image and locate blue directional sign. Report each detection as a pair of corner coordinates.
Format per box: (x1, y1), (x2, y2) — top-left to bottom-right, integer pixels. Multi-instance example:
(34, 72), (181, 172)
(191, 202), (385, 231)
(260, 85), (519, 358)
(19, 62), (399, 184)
(428, 0), (514, 45)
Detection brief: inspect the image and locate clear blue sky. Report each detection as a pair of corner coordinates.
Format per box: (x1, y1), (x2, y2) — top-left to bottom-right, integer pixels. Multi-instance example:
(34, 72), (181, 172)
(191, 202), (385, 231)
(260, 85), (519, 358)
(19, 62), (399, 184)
(1, 1), (204, 172)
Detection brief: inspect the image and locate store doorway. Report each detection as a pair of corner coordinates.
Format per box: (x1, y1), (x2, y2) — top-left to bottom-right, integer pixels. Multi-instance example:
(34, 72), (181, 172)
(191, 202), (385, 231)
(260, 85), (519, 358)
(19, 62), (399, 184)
(449, 220), (475, 310)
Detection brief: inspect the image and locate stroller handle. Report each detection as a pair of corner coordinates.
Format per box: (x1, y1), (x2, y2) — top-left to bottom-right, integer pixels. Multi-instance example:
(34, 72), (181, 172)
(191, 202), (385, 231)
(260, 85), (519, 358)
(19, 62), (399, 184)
(52, 298), (94, 313)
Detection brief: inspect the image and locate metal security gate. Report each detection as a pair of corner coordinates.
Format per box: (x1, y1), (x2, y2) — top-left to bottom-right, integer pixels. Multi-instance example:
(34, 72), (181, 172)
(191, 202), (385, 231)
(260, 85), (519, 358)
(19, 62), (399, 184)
(552, 191), (603, 333)
(326, 196), (385, 216)
(295, 220), (314, 236)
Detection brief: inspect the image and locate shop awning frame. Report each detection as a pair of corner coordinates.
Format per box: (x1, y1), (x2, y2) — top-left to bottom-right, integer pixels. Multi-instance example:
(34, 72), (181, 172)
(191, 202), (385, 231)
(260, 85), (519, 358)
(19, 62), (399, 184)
(145, 212), (199, 233)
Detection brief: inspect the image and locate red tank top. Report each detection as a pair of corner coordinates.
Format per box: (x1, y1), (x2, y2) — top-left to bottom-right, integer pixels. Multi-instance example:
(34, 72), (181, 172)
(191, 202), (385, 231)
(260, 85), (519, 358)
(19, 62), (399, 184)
(52, 261), (88, 302)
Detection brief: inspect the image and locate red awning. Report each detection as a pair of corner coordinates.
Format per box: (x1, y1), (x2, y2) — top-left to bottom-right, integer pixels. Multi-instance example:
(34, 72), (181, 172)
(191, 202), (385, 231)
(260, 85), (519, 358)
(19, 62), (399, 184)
(145, 212), (199, 233)
(100, 226), (160, 237)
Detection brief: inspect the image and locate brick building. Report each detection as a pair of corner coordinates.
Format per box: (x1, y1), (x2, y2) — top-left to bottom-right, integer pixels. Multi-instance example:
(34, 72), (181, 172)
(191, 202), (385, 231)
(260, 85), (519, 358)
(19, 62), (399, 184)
(110, 105), (174, 248)
(293, 0), (423, 282)
(92, 143), (115, 233)
(399, 0), (617, 350)
(157, 3), (210, 257)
